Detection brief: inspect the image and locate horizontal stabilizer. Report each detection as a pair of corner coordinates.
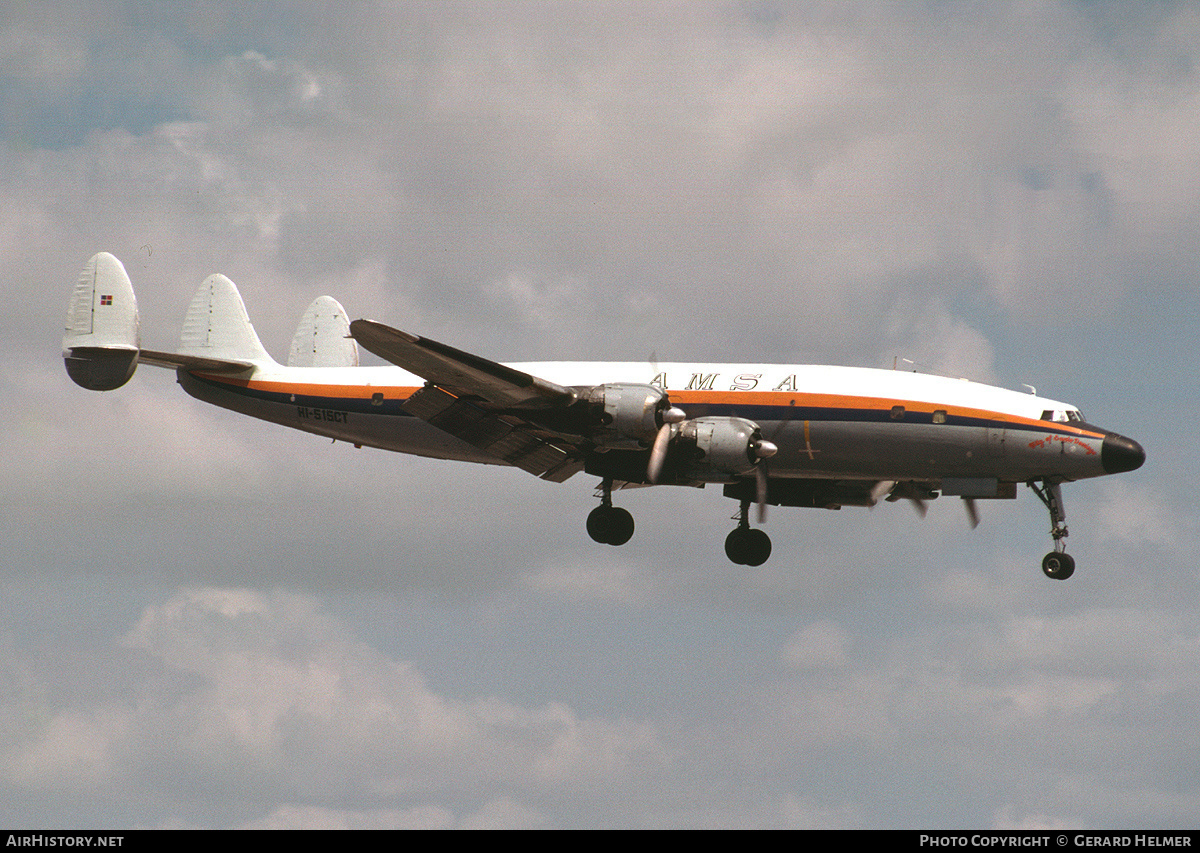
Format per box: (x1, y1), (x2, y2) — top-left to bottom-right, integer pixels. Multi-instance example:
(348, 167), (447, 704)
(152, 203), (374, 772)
(179, 274), (275, 364)
(63, 253), (140, 390)
(288, 296), (358, 367)
(137, 349), (255, 374)
(349, 318), (574, 409)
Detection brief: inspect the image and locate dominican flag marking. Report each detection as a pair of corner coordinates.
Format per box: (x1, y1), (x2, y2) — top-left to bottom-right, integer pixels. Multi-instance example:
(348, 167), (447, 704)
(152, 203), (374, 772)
(100, 294), (113, 306)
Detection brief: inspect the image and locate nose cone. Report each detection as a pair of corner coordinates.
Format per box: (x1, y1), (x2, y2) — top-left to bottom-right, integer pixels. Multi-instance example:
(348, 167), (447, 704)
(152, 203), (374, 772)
(1102, 432), (1146, 474)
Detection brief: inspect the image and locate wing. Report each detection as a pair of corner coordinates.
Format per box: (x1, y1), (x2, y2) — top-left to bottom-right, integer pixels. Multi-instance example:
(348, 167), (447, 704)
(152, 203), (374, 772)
(349, 319), (575, 408)
(349, 319), (585, 482)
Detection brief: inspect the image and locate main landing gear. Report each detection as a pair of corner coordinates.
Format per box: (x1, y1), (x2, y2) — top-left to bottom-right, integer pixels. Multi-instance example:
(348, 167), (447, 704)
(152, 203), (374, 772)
(1029, 480), (1075, 580)
(725, 498), (772, 566)
(586, 480), (773, 565)
(587, 479), (635, 546)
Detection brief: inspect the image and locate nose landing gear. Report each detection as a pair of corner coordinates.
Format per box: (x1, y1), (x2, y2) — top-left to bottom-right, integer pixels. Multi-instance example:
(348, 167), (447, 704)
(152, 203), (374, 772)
(1029, 480), (1074, 580)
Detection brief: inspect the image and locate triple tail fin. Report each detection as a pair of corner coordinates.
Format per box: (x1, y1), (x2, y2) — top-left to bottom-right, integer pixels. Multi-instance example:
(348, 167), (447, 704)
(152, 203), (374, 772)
(64, 253), (276, 391)
(63, 253), (140, 390)
(287, 295), (358, 367)
(179, 274), (276, 364)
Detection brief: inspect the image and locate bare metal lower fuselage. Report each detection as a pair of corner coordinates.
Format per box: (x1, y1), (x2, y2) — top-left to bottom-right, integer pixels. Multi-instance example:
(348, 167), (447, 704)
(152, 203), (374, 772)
(178, 363), (1126, 489)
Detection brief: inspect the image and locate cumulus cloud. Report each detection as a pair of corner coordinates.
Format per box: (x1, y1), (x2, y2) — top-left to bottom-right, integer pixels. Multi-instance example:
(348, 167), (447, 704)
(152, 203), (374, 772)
(1095, 480), (1191, 553)
(780, 619), (850, 670)
(0, 587), (667, 825)
(523, 556), (653, 604)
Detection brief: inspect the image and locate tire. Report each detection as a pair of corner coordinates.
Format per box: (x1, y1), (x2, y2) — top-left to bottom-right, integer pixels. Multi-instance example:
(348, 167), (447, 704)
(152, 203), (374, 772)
(744, 529), (772, 566)
(725, 528), (749, 564)
(1042, 551), (1076, 580)
(725, 528), (772, 565)
(587, 506), (612, 544)
(608, 507), (635, 546)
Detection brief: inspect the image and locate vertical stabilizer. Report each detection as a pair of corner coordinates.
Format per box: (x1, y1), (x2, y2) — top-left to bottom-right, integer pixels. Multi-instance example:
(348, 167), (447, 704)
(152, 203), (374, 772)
(288, 295), (359, 367)
(179, 274), (276, 363)
(63, 252), (140, 390)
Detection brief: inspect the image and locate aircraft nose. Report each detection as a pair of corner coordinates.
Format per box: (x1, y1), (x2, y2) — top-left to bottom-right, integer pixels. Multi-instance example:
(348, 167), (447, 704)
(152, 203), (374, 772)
(1101, 432), (1145, 474)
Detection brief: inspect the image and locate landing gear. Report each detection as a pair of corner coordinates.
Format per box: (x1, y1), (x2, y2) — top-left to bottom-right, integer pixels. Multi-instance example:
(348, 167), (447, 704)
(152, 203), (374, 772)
(1041, 551), (1075, 580)
(725, 500), (772, 566)
(587, 479), (635, 546)
(725, 527), (771, 566)
(1029, 480), (1074, 580)
(587, 505), (634, 545)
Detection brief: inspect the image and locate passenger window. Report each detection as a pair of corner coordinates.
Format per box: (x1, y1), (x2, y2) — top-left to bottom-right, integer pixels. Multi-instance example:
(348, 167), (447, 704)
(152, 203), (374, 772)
(890, 405), (905, 420)
(932, 410), (947, 424)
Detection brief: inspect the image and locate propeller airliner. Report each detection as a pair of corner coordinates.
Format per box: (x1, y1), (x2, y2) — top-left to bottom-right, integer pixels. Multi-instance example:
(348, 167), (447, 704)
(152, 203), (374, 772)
(63, 253), (1144, 576)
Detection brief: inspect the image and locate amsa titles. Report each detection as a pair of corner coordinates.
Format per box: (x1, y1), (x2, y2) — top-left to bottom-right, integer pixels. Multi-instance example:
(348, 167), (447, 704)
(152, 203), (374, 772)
(650, 372), (799, 392)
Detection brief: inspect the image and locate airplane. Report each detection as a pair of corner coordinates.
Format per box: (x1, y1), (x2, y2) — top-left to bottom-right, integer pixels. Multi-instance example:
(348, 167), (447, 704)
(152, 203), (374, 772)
(63, 252), (1145, 578)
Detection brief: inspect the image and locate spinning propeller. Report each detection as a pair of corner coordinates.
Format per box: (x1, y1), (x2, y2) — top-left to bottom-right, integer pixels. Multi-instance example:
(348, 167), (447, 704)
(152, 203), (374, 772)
(646, 406), (686, 484)
(647, 406), (777, 523)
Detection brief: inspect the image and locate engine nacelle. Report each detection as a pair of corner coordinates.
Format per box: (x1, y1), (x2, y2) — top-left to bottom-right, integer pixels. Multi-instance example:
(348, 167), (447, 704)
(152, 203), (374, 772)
(676, 416), (772, 482)
(585, 383), (672, 448)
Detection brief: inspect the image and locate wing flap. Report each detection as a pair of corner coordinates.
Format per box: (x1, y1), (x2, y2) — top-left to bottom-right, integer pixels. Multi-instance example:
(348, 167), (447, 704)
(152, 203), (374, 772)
(404, 384), (583, 481)
(349, 319), (575, 409)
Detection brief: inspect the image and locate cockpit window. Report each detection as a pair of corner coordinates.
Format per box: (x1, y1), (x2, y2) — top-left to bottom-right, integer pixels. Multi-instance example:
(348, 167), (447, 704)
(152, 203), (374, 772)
(1041, 409), (1085, 423)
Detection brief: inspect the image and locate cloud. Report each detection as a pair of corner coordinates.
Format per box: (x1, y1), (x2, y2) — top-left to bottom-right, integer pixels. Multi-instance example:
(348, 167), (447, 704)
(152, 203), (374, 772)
(1095, 480), (1191, 553)
(780, 620), (850, 670)
(0, 587), (666, 824)
(523, 556), (653, 604)
(237, 797), (549, 829)
(239, 803), (454, 830)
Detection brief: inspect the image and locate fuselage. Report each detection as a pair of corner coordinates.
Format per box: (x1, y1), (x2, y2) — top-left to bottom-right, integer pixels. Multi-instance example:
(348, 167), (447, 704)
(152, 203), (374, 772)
(178, 360), (1141, 488)
(63, 250), (1146, 573)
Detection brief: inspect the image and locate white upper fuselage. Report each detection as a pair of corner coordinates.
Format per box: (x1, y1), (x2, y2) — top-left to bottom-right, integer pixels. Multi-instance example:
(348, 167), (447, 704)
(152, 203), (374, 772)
(236, 358), (1078, 412)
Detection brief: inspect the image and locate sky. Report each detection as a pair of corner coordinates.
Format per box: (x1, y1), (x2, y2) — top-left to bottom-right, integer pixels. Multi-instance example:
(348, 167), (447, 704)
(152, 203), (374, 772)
(2, 0), (1198, 829)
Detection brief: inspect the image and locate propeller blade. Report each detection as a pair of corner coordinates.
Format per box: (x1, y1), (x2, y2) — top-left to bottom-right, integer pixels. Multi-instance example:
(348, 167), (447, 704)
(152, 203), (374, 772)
(756, 463), (769, 523)
(647, 423), (673, 484)
(869, 480), (897, 507)
(963, 498), (980, 529)
(908, 498), (928, 519)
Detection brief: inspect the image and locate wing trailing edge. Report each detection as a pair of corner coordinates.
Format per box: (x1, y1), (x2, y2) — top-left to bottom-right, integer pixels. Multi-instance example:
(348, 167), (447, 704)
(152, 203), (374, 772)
(349, 319), (586, 481)
(349, 318), (576, 409)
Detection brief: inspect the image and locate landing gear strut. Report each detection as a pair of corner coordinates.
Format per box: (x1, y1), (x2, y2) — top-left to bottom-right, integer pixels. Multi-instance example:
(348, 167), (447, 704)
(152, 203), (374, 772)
(725, 499), (772, 566)
(587, 478), (634, 546)
(1029, 480), (1075, 580)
